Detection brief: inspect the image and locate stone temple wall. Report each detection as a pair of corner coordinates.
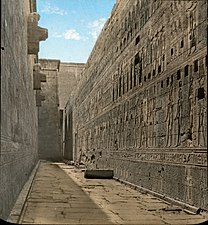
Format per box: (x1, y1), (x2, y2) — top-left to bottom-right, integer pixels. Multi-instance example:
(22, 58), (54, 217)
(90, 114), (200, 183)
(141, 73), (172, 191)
(70, 0), (207, 209)
(58, 63), (85, 110)
(58, 63), (85, 160)
(37, 61), (85, 161)
(0, 0), (47, 219)
(38, 59), (62, 161)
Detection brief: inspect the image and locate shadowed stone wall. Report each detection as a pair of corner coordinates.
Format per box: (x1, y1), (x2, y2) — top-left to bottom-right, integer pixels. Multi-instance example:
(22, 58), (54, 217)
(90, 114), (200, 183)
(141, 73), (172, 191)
(63, 101), (74, 160)
(0, 0), (47, 219)
(57, 63), (84, 160)
(68, 0), (207, 209)
(38, 59), (62, 161)
(37, 61), (85, 161)
(58, 63), (85, 157)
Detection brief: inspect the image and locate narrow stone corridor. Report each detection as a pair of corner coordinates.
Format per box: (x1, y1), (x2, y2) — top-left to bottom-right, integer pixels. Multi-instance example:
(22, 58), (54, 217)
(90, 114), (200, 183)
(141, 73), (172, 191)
(1, 0), (208, 222)
(8, 161), (207, 224)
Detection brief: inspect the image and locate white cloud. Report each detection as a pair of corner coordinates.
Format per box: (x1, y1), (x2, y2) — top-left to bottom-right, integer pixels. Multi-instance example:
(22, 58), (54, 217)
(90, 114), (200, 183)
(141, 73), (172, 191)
(52, 32), (62, 38)
(88, 18), (106, 40)
(63, 29), (81, 40)
(52, 29), (81, 40)
(41, 2), (67, 16)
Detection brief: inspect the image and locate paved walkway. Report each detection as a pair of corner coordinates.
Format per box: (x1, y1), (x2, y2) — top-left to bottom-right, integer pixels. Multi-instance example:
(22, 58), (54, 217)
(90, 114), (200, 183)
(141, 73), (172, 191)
(8, 161), (208, 224)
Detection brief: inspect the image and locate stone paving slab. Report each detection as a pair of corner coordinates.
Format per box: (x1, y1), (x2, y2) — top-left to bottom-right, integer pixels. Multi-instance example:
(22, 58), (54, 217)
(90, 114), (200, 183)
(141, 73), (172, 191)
(8, 161), (208, 224)
(59, 162), (208, 225)
(19, 162), (112, 224)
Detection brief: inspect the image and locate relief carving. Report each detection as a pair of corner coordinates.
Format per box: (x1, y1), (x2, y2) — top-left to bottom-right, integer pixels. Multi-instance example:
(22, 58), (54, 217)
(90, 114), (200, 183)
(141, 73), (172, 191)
(147, 98), (154, 147)
(174, 87), (182, 147)
(146, 36), (152, 65)
(187, 3), (197, 54)
(165, 86), (174, 147)
(197, 78), (206, 147)
(187, 78), (196, 146)
(141, 99), (148, 148)
(72, 0), (207, 180)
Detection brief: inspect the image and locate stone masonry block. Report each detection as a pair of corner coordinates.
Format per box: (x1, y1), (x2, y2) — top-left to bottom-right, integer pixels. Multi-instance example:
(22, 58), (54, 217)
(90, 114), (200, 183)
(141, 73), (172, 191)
(84, 170), (114, 179)
(27, 13), (48, 54)
(33, 63), (47, 89)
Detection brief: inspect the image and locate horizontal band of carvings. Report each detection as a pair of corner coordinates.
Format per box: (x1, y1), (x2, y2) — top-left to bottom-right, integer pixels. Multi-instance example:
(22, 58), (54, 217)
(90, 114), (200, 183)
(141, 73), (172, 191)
(107, 151), (207, 166)
(0, 134), (12, 143)
(108, 148), (207, 153)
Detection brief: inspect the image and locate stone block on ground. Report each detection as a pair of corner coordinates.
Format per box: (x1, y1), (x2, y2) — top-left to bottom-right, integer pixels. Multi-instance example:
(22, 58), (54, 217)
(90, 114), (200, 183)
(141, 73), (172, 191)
(84, 170), (114, 179)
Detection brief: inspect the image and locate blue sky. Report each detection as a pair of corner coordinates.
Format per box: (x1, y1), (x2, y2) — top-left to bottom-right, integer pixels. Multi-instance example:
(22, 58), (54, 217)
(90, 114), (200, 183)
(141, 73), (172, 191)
(37, 0), (116, 63)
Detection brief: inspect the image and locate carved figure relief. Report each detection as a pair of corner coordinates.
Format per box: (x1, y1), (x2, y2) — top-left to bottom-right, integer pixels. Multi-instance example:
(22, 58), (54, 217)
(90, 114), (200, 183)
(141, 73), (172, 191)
(158, 28), (164, 56)
(174, 87), (182, 147)
(187, 78), (196, 147)
(141, 98), (148, 147)
(151, 36), (156, 61)
(137, 101), (143, 148)
(146, 37), (152, 65)
(170, 19), (177, 38)
(148, 97), (155, 147)
(197, 78), (206, 147)
(187, 2), (197, 54)
(165, 85), (174, 147)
